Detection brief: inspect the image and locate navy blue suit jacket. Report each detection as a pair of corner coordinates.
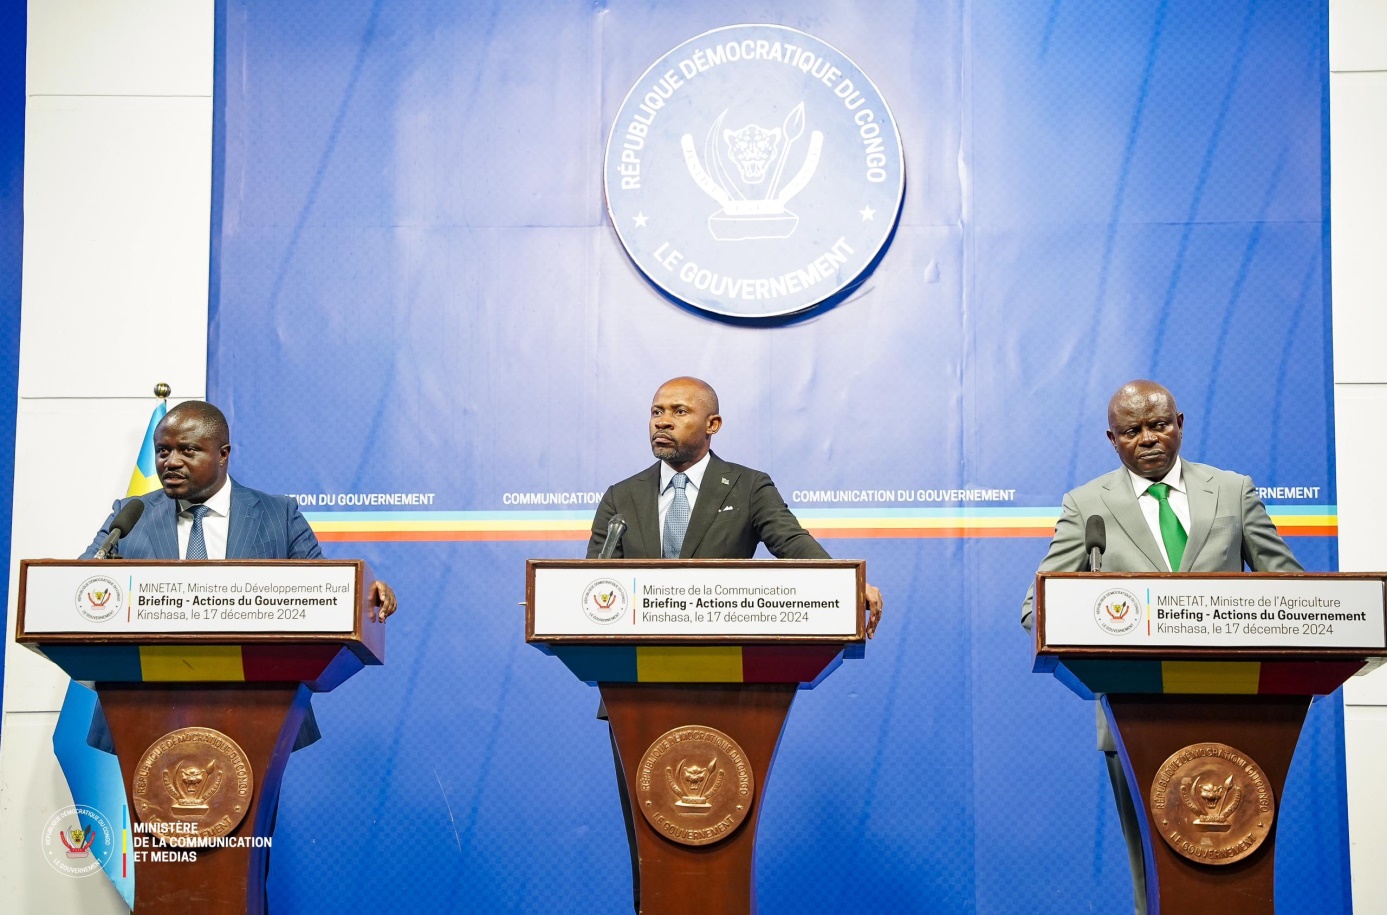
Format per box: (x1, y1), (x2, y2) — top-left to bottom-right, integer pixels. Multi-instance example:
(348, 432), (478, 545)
(79, 478), (325, 750)
(81, 479), (323, 560)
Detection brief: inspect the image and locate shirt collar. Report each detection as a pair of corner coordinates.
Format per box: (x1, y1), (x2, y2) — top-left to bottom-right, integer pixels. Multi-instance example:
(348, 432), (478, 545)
(661, 451), (711, 494)
(179, 477), (231, 517)
(1128, 457), (1184, 499)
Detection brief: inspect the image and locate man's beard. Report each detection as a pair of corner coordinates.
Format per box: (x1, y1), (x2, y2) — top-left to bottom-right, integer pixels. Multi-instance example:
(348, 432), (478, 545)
(652, 441), (696, 465)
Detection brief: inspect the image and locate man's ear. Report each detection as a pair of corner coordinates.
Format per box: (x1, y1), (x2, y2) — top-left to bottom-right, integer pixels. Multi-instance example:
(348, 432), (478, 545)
(706, 414), (723, 436)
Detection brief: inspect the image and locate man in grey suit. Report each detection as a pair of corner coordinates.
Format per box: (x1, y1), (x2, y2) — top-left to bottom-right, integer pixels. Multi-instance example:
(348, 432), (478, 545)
(589, 376), (883, 911)
(1021, 379), (1301, 914)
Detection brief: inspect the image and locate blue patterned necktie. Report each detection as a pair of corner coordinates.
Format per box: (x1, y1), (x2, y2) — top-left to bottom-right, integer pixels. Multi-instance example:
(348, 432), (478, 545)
(662, 472), (691, 559)
(185, 504), (211, 559)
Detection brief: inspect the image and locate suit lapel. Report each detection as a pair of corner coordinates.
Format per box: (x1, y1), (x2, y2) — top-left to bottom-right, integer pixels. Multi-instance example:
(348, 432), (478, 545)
(628, 464), (662, 558)
(1099, 470), (1167, 571)
(225, 480), (259, 559)
(148, 495), (181, 559)
(680, 454), (735, 558)
(1180, 462), (1219, 572)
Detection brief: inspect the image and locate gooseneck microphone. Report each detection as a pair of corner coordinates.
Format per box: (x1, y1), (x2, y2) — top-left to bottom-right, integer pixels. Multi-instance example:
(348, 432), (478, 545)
(1084, 515), (1106, 573)
(598, 513), (628, 560)
(94, 499), (146, 559)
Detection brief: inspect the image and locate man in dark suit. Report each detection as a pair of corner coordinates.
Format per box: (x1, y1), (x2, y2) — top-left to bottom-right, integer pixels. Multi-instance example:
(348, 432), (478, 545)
(588, 376), (882, 618)
(589, 376), (882, 911)
(1021, 380), (1301, 914)
(83, 400), (393, 617)
(70, 400), (399, 909)
(78, 400), (395, 748)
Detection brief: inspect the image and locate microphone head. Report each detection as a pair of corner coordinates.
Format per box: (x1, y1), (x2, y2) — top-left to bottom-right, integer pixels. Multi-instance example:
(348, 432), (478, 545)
(112, 499), (146, 537)
(608, 513), (627, 534)
(1084, 515), (1106, 553)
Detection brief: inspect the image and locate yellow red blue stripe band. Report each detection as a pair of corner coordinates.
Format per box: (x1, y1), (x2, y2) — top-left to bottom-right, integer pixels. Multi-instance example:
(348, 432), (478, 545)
(305, 506), (1337, 543)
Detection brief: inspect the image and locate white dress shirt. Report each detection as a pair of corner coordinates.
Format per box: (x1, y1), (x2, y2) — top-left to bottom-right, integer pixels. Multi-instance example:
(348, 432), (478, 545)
(177, 477), (231, 559)
(658, 451), (711, 554)
(1127, 457), (1191, 571)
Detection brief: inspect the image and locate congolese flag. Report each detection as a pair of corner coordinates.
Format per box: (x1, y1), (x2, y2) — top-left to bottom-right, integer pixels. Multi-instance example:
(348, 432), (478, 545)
(51, 397), (166, 907)
(126, 399), (167, 496)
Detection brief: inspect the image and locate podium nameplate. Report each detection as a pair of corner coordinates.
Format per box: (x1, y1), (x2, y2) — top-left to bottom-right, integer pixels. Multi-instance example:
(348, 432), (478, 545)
(21, 561), (359, 635)
(1038, 573), (1386, 652)
(527, 559), (864, 642)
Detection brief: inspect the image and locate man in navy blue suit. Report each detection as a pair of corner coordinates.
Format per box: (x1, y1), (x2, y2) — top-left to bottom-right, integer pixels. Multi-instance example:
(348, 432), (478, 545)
(81, 400), (395, 618)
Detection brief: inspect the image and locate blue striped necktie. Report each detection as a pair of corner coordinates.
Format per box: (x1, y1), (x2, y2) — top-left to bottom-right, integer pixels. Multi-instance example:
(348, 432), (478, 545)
(663, 473), (690, 559)
(185, 504), (211, 559)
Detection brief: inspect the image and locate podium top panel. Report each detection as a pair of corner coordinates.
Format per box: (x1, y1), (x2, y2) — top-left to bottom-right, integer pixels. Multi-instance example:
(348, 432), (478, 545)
(1035, 571), (1387, 659)
(17, 559), (384, 664)
(526, 559), (866, 643)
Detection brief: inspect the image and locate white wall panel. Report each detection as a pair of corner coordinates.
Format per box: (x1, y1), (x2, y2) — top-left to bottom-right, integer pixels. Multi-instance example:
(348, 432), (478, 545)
(1332, 383), (1387, 578)
(3, 398), (203, 713)
(0, 712), (127, 910)
(1330, 74), (1387, 383)
(1331, 0), (1387, 73)
(19, 96), (211, 399)
(27, 0), (213, 97)
(1346, 705), (1387, 912)
(1334, 2), (1387, 898)
(1334, 374), (1385, 708)
(0, 2), (214, 908)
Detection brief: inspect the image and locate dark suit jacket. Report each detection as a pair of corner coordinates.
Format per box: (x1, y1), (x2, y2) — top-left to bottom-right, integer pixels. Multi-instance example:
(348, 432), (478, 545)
(81, 479), (323, 560)
(586, 452), (828, 560)
(78, 478), (325, 750)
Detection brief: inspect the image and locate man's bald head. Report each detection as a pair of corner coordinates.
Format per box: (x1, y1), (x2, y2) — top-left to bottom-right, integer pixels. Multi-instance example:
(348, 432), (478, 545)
(160, 400), (230, 448)
(654, 376), (719, 414)
(649, 377), (722, 472)
(1107, 380), (1177, 429)
(1106, 380), (1184, 481)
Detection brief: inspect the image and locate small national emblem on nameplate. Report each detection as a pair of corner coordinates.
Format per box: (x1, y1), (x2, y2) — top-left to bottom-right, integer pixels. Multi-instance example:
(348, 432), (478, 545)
(1149, 742), (1275, 865)
(636, 725), (754, 847)
(131, 727), (254, 848)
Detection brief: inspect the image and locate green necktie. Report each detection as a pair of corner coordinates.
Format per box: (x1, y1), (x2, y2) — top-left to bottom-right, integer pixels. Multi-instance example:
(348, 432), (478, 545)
(1146, 482), (1187, 571)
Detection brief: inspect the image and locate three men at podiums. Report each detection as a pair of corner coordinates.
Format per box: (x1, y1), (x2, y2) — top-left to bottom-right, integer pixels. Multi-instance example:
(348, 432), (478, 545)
(48, 377), (1306, 913)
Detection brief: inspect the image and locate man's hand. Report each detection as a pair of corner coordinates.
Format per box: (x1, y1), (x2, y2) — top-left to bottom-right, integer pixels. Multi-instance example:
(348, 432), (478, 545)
(371, 580), (397, 622)
(865, 583), (883, 638)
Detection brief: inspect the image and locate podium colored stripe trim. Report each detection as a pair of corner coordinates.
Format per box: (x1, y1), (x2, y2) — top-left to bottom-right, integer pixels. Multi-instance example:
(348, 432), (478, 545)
(1058, 658), (1366, 696)
(637, 646), (742, 682)
(307, 506), (1336, 543)
(548, 644), (845, 684)
(140, 645), (244, 681)
(1160, 660), (1260, 694)
(34, 644), (343, 683)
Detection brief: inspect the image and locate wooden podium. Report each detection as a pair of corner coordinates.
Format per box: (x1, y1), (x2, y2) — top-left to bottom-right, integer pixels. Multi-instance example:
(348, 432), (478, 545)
(1034, 571), (1387, 914)
(527, 559), (867, 915)
(17, 559), (385, 915)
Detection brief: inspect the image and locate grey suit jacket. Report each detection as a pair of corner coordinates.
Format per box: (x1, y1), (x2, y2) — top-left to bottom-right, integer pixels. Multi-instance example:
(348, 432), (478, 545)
(586, 452), (829, 560)
(81, 479), (323, 561)
(1019, 461), (1302, 748)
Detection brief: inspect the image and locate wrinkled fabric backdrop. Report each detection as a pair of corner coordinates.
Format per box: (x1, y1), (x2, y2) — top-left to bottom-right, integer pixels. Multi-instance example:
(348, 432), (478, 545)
(208, 1), (1342, 911)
